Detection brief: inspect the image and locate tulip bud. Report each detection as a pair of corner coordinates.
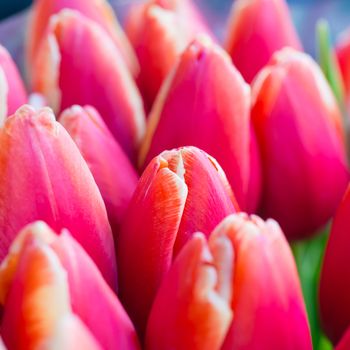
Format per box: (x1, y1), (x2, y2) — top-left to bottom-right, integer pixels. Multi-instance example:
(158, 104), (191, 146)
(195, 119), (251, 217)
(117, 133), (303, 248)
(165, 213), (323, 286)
(0, 222), (140, 350)
(27, 0), (139, 76)
(145, 233), (234, 350)
(125, 0), (213, 109)
(0, 45), (27, 123)
(319, 185), (350, 344)
(59, 105), (139, 239)
(146, 213), (312, 349)
(252, 48), (349, 240)
(118, 146), (238, 337)
(225, 0), (302, 83)
(336, 327), (350, 350)
(140, 36), (261, 212)
(0, 105), (116, 288)
(32, 9), (145, 161)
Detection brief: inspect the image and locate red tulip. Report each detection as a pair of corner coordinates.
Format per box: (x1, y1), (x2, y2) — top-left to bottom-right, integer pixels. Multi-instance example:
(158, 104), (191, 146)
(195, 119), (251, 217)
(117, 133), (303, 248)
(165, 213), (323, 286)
(32, 9), (145, 161)
(336, 29), (350, 104)
(118, 146), (238, 338)
(145, 232), (233, 350)
(146, 213), (312, 350)
(225, 0), (302, 83)
(27, 0), (138, 76)
(0, 222), (140, 350)
(252, 48), (349, 240)
(0, 105), (117, 288)
(125, 0), (213, 109)
(0, 45), (27, 122)
(140, 36), (261, 212)
(59, 105), (139, 238)
(319, 185), (350, 344)
(336, 327), (350, 350)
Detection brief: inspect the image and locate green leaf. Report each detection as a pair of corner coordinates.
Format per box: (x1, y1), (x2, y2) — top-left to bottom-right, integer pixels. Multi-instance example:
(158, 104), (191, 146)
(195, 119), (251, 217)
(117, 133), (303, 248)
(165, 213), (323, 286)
(316, 19), (345, 107)
(292, 227), (333, 350)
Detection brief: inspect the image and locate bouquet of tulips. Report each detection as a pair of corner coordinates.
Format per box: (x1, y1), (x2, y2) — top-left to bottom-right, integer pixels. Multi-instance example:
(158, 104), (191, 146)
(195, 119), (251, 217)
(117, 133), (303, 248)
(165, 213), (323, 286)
(0, 0), (350, 349)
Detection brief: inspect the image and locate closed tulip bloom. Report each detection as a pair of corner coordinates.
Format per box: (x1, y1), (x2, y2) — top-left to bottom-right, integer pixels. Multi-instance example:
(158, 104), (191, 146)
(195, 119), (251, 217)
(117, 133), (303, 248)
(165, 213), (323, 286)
(60, 105), (139, 239)
(126, 0), (213, 109)
(146, 213), (311, 350)
(0, 105), (116, 288)
(252, 48), (349, 240)
(140, 37), (261, 212)
(32, 9), (145, 161)
(0, 45), (27, 123)
(0, 222), (140, 350)
(145, 233), (234, 350)
(118, 146), (238, 337)
(336, 29), (350, 103)
(225, 0), (302, 83)
(27, 0), (138, 76)
(319, 185), (350, 344)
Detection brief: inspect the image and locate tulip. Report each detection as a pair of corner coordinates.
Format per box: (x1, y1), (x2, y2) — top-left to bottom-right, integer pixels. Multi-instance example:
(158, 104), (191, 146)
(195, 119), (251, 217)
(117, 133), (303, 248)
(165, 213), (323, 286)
(0, 221), (140, 350)
(0, 45), (27, 123)
(125, 0), (213, 109)
(27, 0), (138, 77)
(32, 9), (145, 161)
(225, 0), (302, 83)
(60, 105), (139, 239)
(336, 327), (350, 350)
(140, 36), (261, 212)
(252, 47), (349, 240)
(118, 146), (238, 337)
(319, 185), (350, 344)
(146, 213), (312, 350)
(0, 105), (117, 288)
(336, 29), (350, 104)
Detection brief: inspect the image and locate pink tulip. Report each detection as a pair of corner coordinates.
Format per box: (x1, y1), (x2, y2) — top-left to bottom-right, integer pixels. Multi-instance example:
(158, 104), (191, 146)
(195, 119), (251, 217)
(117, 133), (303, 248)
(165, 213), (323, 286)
(27, 0), (139, 76)
(0, 45), (27, 122)
(225, 0), (302, 83)
(118, 146), (238, 338)
(319, 185), (350, 344)
(59, 105), (139, 238)
(0, 105), (116, 288)
(146, 213), (312, 349)
(0, 221), (140, 350)
(32, 9), (145, 161)
(125, 0), (213, 109)
(252, 48), (349, 240)
(140, 36), (261, 212)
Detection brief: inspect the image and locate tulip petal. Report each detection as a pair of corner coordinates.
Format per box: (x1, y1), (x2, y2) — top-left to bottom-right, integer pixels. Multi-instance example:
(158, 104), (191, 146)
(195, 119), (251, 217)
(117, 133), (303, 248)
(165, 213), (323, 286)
(60, 105), (139, 238)
(145, 233), (233, 350)
(33, 9), (145, 161)
(0, 105), (117, 288)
